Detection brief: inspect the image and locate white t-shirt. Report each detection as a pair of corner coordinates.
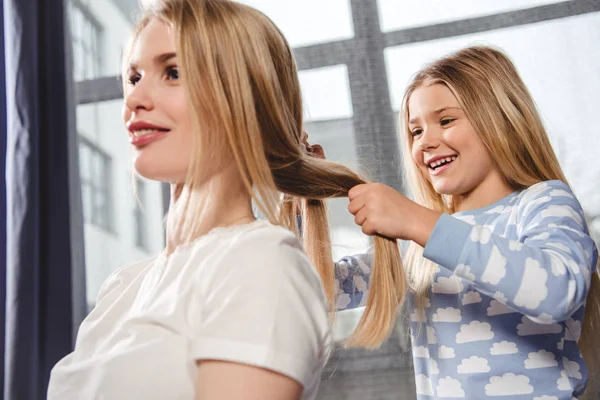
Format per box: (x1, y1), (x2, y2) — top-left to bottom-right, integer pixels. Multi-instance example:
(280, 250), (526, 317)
(48, 220), (333, 400)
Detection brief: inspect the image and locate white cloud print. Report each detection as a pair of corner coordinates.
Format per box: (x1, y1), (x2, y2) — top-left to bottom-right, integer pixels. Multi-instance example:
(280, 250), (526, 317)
(413, 345), (430, 358)
(336, 293), (351, 309)
(517, 316), (562, 336)
(462, 291), (482, 305)
(438, 346), (456, 359)
(455, 264), (475, 281)
(540, 205), (583, 226)
(470, 226), (492, 244)
(429, 359), (439, 374)
(432, 307), (462, 323)
(415, 374), (434, 396)
(533, 396), (558, 400)
(456, 321), (494, 343)
(565, 318), (581, 341)
(432, 275), (463, 294)
(436, 377), (465, 398)
(550, 189), (574, 198)
(354, 276), (368, 292)
(563, 357), (582, 379)
(529, 313), (557, 325)
(493, 291), (508, 303)
(525, 350), (558, 369)
(455, 214), (476, 225)
(485, 373), (534, 396)
(514, 258), (548, 310)
(457, 356), (491, 374)
(427, 326), (437, 344)
(556, 370), (571, 391)
(490, 341), (518, 355)
(521, 182), (549, 203)
(546, 242), (572, 253)
(485, 205), (505, 214)
(509, 240), (524, 251)
(410, 307), (426, 323)
(481, 246), (507, 285)
(487, 300), (516, 316)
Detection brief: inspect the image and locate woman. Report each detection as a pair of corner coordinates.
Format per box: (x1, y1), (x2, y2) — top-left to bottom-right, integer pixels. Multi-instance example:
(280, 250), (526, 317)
(47, 1), (403, 399)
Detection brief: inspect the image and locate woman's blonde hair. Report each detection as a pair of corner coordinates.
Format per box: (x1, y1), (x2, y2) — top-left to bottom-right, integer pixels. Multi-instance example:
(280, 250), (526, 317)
(124, 0), (405, 348)
(400, 45), (600, 397)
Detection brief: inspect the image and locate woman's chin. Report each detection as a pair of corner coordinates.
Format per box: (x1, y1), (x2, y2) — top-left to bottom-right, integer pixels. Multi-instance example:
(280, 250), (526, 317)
(133, 160), (184, 183)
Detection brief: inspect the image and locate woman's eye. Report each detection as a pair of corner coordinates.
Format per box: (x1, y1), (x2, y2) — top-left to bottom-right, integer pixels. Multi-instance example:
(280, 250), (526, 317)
(166, 67), (179, 81)
(411, 129), (423, 137)
(127, 74), (141, 85)
(441, 118), (454, 126)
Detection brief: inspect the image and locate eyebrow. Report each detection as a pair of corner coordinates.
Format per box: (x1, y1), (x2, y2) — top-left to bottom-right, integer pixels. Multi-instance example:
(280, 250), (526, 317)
(408, 106), (462, 125)
(128, 52), (177, 71)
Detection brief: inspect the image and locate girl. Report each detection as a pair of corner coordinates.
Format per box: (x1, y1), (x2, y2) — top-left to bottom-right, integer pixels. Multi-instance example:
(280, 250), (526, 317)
(47, 0), (403, 399)
(332, 46), (599, 399)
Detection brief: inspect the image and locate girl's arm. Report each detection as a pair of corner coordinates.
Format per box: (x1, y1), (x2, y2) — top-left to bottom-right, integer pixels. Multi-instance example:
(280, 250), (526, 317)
(335, 252), (372, 311)
(424, 180), (598, 323)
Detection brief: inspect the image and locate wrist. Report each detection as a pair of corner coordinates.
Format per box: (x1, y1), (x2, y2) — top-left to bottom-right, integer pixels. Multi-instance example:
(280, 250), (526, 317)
(407, 203), (441, 247)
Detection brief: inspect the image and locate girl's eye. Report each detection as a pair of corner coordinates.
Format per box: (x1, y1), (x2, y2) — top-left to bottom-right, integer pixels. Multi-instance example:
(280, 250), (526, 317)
(411, 128), (423, 137)
(441, 118), (455, 126)
(166, 66), (179, 81)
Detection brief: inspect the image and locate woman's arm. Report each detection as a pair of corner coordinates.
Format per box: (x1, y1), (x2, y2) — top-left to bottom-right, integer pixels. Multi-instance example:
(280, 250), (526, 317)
(194, 361), (302, 400)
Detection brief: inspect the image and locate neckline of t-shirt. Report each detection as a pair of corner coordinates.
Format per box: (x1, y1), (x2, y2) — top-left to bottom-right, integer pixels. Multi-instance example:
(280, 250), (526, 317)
(452, 189), (521, 217)
(157, 219), (269, 261)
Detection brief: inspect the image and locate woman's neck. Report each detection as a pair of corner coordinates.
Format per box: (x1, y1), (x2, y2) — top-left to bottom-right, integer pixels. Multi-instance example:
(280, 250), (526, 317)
(164, 168), (255, 256)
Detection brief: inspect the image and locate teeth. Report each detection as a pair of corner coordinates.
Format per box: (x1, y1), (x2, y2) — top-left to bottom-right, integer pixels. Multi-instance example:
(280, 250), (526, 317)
(134, 129), (160, 137)
(429, 156), (457, 169)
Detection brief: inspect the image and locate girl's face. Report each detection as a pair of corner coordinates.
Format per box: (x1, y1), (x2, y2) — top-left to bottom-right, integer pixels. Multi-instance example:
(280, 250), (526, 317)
(122, 18), (193, 183)
(408, 83), (507, 202)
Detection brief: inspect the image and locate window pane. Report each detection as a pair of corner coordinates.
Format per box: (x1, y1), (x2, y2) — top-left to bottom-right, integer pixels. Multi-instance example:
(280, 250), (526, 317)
(378, 0), (570, 32)
(385, 12), (600, 243)
(70, 0), (133, 80)
(237, 0), (354, 47)
(300, 65), (354, 122)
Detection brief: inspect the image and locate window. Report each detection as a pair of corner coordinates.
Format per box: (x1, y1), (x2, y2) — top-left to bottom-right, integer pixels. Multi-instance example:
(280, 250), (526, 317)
(78, 136), (112, 231)
(69, 0), (103, 81)
(377, 0), (570, 32)
(237, 0), (354, 47)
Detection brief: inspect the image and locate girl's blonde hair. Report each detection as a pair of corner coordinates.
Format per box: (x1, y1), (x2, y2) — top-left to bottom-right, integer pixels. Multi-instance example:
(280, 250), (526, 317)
(124, 0), (405, 348)
(400, 45), (600, 397)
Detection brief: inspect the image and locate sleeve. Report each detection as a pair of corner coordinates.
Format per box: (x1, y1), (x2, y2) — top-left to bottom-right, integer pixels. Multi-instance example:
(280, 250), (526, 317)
(335, 251), (373, 311)
(189, 230), (333, 389)
(423, 180), (599, 323)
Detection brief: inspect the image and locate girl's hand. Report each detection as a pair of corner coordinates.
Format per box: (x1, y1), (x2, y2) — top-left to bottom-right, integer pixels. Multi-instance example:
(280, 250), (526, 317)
(348, 183), (441, 246)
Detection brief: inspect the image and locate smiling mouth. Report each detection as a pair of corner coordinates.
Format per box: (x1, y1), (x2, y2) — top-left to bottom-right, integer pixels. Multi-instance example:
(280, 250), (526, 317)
(132, 128), (170, 137)
(428, 156), (457, 170)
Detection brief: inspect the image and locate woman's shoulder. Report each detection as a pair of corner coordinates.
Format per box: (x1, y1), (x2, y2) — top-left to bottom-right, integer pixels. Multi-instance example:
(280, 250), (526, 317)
(96, 256), (157, 303)
(198, 220), (319, 284)
(235, 220), (302, 250)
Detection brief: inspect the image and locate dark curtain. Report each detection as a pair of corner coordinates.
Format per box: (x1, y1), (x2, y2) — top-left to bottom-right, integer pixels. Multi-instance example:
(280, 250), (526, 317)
(1, 0), (7, 397)
(3, 0), (86, 399)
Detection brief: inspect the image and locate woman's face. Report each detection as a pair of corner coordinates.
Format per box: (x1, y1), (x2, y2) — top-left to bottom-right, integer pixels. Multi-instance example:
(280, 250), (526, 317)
(122, 18), (193, 183)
